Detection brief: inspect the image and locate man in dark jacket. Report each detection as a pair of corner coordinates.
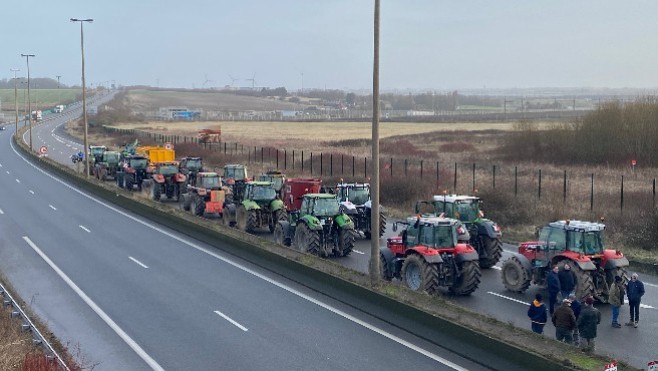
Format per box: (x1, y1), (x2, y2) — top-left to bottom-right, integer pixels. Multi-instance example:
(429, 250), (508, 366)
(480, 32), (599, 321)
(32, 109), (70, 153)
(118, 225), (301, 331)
(528, 293), (548, 334)
(547, 265), (561, 315)
(568, 294), (582, 346)
(558, 263), (577, 300)
(577, 297), (601, 353)
(626, 273), (646, 328)
(552, 299), (576, 344)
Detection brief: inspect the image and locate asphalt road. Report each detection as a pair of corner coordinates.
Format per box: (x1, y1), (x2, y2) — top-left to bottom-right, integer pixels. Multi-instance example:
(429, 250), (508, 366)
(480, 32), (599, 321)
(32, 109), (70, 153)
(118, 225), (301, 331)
(1, 108), (490, 370)
(13, 99), (658, 369)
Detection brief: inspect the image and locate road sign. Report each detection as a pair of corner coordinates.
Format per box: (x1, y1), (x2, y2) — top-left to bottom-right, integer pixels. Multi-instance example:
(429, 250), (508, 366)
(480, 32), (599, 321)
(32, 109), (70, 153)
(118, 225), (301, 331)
(39, 146), (48, 155)
(631, 159), (637, 166)
(164, 142), (174, 150)
(604, 361), (617, 371)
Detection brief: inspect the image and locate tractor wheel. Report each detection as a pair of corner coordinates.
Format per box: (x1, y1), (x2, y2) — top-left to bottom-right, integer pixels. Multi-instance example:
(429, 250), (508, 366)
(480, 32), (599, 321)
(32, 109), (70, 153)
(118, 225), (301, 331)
(561, 261), (596, 302)
(179, 194), (191, 211)
(116, 174), (123, 188)
(380, 253), (392, 281)
(246, 210), (258, 233)
(379, 211), (386, 238)
(338, 228), (355, 257)
(306, 228), (321, 256)
(606, 267), (629, 287)
(501, 256), (531, 293)
(401, 254), (439, 294)
(449, 261), (481, 295)
(152, 185), (161, 201)
(124, 176), (133, 190)
(479, 236), (503, 269)
(293, 223), (309, 253)
(236, 206), (248, 231)
(194, 195), (205, 216)
(274, 223), (290, 247)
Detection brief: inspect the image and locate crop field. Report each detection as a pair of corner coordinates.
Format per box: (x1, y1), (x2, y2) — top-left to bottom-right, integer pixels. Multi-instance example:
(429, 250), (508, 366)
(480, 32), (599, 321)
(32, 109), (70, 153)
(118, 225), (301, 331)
(127, 89), (303, 111)
(0, 88), (79, 113)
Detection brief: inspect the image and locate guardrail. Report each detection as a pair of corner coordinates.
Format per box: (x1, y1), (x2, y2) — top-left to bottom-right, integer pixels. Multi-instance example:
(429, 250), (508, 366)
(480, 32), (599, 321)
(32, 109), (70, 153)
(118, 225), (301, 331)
(0, 282), (70, 371)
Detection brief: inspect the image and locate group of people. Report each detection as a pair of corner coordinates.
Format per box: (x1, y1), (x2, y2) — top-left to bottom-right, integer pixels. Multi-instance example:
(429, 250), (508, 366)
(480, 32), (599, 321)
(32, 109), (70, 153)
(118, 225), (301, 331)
(527, 263), (646, 354)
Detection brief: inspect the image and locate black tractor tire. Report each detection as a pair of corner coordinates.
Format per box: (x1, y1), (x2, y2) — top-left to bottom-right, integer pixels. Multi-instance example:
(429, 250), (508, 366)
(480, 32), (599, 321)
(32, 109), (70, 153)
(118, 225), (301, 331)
(116, 174), (124, 188)
(606, 267), (629, 287)
(194, 195), (205, 216)
(246, 210), (259, 233)
(307, 228), (322, 256)
(338, 228), (355, 257)
(501, 256), (531, 293)
(152, 185), (161, 201)
(180, 194), (191, 211)
(236, 206), (248, 231)
(124, 176), (133, 191)
(380, 253), (392, 281)
(293, 223), (308, 253)
(559, 261), (596, 302)
(401, 254), (439, 294)
(479, 236), (503, 269)
(274, 223), (291, 246)
(449, 261), (482, 295)
(379, 211), (386, 238)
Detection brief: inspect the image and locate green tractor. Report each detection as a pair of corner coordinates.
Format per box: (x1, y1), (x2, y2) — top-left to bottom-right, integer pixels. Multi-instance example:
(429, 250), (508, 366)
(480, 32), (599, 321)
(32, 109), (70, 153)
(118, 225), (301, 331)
(224, 181), (286, 233)
(274, 193), (356, 257)
(93, 150), (121, 180)
(87, 145), (107, 174)
(256, 170), (286, 198)
(417, 194), (502, 269)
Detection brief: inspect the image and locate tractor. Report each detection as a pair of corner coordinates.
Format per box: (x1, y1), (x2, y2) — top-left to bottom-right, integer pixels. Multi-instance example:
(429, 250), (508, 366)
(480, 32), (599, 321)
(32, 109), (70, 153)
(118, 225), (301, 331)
(180, 172), (226, 217)
(380, 216), (481, 296)
(223, 164), (249, 203)
(224, 181), (286, 233)
(88, 145), (107, 174)
(282, 178), (322, 211)
(417, 194), (502, 269)
(93, 150), (121, 180)
(179, 157), (204, 187)
(116, 155), (150, 191)
(256, 170), (286, 198)
(274, 193), (356, 257)
(150, 161), (187, 202)
(334, 181), (386, 239)
(501, 219), (630, 302)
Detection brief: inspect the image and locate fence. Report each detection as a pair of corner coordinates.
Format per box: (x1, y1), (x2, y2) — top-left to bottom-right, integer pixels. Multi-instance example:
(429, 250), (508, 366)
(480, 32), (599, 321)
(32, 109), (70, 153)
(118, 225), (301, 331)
(104, 127), (658, 213)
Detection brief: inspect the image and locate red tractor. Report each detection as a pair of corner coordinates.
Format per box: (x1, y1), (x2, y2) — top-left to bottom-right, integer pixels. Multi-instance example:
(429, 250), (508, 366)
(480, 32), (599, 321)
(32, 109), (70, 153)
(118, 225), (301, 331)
(379, 216), (481, 295)
(179, 172), (226, 217)
(150, 161), (187, 202)
(501, 219), (630, 302)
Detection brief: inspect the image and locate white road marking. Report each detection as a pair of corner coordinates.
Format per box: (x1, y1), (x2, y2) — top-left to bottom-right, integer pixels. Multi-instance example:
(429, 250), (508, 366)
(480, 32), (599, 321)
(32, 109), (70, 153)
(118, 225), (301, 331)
(352, 249), (365, 255)
(9, 140), (470, 370)
(492, 266), (502, 270)
(49, 205), (57, 211)
(0, 163), (2, 167)
(623, 299), (654, 309)
(0, 208), (4, 215)
(15, 179), (20, 183)
(79, 225), (91, 233)
(487, 292), (529, 306)
(129, 257), (149, 269)
(214, 310), (249, 332)
(22, 236), (164, 370)
(29, 190), (35, 194)
(644, 282), (658, 288)
(6, 170), (9, 174)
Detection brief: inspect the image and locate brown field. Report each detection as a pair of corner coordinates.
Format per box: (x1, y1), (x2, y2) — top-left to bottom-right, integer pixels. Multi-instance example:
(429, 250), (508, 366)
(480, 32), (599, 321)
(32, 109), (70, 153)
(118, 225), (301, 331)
(127, 89), (303, 111)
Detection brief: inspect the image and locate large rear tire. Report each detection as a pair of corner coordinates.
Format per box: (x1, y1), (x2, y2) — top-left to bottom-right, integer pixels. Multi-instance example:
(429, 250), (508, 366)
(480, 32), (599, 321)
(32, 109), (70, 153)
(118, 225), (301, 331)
(194, 195), (205, 216)
(274, 223), (291, 246)
(379, 211), (386, 238)
(380, 253), (392, 281)
(152, 185), (161, 201)
(561, 261), (595, 302)
(246, 210), (258, 233)
(450, 260), (481, 295)
(180, 194), (191, 211)
(479, 236), (503, 269)
(338, 228), (355, 257)
(501, 256), (531, 293)
(401, 254), (439, 294)
(237, 206), (248, 231)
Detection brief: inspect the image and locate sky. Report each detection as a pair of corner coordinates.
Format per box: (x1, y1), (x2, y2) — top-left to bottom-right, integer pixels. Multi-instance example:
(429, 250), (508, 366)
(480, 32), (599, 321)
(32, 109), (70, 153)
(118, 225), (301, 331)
(3, 1), (658, 92)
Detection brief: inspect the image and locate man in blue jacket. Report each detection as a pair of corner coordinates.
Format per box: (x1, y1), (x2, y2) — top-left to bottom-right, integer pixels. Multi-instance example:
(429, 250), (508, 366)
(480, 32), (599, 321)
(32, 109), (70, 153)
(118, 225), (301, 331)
(527, 293), (548, 334)
(626, 273), (645, 328)
(547, 265), (561, 315)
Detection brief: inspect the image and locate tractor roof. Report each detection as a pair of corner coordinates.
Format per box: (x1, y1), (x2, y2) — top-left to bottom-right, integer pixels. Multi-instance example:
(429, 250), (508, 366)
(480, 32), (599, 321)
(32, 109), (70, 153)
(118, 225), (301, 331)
(406, 215), (461, 227)
(248, 181), (273, 187)
(198, 172), (219, 177)
(89, 145), (107, 149)
(305, 193), (337, 199)
(548, 220), (605, 232)
(264, 170), (284, 176)
(225, 164), (246, 168)
(154, 161), (180, 167)
(432, 194), (480, 203)
(337, 182), (370, 188)
(181, 156), (202, 160)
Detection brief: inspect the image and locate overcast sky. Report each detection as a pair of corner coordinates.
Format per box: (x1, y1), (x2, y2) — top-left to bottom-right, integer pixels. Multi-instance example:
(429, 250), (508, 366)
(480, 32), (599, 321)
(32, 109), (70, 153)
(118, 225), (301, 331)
(3, 1), (658, 91)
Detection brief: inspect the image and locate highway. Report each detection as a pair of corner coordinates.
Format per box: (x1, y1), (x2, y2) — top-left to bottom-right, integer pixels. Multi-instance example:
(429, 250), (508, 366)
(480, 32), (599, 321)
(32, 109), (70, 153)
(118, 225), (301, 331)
(1, 105), (492, 370)
(8, 97), (658, 369)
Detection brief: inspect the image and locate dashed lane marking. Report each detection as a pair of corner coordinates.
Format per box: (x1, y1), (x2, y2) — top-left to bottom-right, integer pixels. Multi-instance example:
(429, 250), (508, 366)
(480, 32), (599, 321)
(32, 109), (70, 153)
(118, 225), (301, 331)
(129, 257), (149, 269)
(214, 310), (248, 332)
(29, 190), (34, 194)
(79, 225), (91, 233)
(49, 205), (57, 211)
(352, 250), (365, 255)
(487, 291), (529, 306)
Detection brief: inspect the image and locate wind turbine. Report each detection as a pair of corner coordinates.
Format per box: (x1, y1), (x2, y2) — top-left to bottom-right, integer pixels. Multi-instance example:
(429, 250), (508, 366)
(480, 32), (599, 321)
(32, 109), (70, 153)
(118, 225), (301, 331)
(228, 75), (239, 87)
(245, 73), (256, 89)
(202, 74), (213, 88)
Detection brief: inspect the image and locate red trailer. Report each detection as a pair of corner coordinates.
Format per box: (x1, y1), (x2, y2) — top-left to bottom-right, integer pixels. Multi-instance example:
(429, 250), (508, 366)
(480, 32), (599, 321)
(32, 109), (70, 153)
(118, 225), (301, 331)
(283, 178), (322, 211)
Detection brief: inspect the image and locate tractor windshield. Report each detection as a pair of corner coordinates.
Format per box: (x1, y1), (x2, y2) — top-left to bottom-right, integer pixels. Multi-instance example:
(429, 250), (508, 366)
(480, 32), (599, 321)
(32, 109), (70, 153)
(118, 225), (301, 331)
(348, 187), (370, 205)
(225, 167), (246, 180)
(569, 230), (604, 254)
(158, 165), (179, 175)
(251, 186), (276, 201)
(259, 175), (283, 190)
(131, 158), (148, 169)
(104, 152), (120, 164)
(200, 176), (220, 189)
(90, 147), (105, 157)
(313, 198), (340, 217)
(454, 200), (480, 222)
(184, 159), (203, 171)
(418, 225), (455, 248)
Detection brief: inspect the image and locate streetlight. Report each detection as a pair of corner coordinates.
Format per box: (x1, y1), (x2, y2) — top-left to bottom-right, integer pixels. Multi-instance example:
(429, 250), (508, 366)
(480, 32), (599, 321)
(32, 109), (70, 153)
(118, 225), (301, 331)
(10, 68), (20, 138)
(71, 18), (93, 178)
(21, 53), (35, 151)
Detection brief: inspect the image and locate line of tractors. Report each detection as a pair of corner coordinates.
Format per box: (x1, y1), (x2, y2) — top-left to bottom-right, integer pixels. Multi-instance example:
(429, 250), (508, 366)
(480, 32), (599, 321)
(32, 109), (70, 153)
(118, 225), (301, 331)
(82, 142), (630, 302)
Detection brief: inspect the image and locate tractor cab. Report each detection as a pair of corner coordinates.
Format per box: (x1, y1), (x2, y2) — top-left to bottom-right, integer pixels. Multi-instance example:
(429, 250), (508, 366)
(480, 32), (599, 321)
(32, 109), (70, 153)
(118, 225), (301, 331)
(535, 220), (606, 257)
(422, 194), (483, 223)
(196, 172), (222, 190)
(102, 151), (120, 165)
(392, 216), (470, 250)
(245, 181), (278, 203)
(89, 145), (107, 164)
(153, 162), (181, 176)
(336, 182), (371, 206)
(257, 170), (286, 194)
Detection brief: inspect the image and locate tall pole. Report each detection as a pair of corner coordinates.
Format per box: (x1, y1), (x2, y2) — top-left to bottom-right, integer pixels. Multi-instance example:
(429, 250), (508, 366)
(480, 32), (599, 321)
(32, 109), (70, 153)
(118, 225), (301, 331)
(369, 0), (381, 285)
(10, 68), (20, 138)
(56, 75), (61, 88)
(71, 18), (93, 178)
(21, 54), (35, 151)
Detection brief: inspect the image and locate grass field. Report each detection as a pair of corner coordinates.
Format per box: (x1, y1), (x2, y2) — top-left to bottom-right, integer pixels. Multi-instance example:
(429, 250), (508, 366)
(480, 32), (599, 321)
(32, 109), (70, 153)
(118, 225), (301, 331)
(0, 88), (79, 114)
(127, 89), (303, 111)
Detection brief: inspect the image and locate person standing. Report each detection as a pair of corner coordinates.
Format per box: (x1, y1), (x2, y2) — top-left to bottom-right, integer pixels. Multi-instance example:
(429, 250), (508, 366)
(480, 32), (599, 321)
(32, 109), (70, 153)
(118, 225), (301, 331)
(552, 299), (576, 344)
(626, 273), (645, 328)
(558, 263), (577, 300)
(609, 276), (624, 328)
(568, 294), (582, 346)
(528, 293), (548, 334)
(577, 297), (601, 354)
(547, 265), (561, 315)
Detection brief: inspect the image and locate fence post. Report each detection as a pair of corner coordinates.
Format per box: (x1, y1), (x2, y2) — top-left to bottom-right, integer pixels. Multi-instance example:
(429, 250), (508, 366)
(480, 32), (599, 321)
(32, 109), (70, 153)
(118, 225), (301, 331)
(310, 152), (313, 175)
(654, 178), (656, 206)
(320, 153), (323, 176)
(224, 142), (227, 154)
(352, 156), (355, 177)
(492, 165), (496, 189)
(538, 169), (542, 199)
(284, 150), (287, 170)
(436, 161), (439, 187)
(293, 150), (295, 170)
(261, 147), (264, 164)
(472, 163), (476, 192)
(404, 159), (408, 176)
(276, 149), (279, 169)
(621, 175), (624, 213)
(390, 158), (393, 177)
(454, 162), (458, 192)
(301, 151), (304, 172)
(364, 157), (367, 178)
(341, 154), (344, 175)
(420, 160), (423, 179)
(330, 154), (333, 177)
(514, 166), (518, 196)
(590, 173), (594, 211)
(563, 170), (567, 203)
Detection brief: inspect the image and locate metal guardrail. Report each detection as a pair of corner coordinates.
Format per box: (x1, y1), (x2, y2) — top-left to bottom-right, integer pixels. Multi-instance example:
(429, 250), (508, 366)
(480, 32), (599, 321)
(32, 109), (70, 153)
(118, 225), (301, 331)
(0, 282), (70, 371)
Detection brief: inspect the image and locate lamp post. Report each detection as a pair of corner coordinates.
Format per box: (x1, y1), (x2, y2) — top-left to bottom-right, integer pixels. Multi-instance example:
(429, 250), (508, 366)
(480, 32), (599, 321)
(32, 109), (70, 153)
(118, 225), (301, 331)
(21, 54), (35, 151)
(71, 18), (93, 178)
(10, 68), (20, 138)
(369, 0), (381, 284)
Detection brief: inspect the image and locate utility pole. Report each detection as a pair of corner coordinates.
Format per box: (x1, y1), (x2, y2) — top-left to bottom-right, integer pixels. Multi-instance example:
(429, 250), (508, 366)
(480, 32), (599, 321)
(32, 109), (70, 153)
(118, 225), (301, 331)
(11, 68), (20, 138)
(56, 75), (61, 88)
(71, 18), (93, 178)
(369, 0), (381, 285)
(21, 54), (35, 151)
